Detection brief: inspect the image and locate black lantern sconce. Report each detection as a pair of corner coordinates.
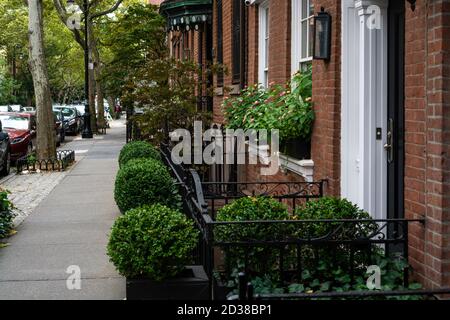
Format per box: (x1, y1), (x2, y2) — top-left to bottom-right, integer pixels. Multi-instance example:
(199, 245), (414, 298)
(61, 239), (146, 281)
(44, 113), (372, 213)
(313, 8), (332, 61)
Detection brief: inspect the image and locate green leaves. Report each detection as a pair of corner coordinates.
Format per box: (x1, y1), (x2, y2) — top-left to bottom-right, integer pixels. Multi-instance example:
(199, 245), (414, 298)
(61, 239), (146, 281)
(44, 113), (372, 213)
(0, 189), (15, 239)
(215, 196), (290, 275)
(114, 157), (179, 213)
(118, 140), (161, 168)
(107, 204), (199, 280)
(223, 65), (314, 141)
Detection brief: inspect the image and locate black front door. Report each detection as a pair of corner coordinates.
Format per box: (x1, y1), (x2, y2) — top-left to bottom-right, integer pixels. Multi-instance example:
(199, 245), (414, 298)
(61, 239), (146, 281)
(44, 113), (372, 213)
(387, 0), (405, 223)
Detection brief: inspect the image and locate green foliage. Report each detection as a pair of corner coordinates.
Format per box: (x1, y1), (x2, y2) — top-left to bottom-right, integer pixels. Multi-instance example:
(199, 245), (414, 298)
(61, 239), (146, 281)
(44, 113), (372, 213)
(293, 197), (378, 238)
(114, 158), (180, 213)
(101, 3), (214, 144)
(118, 141), (161, 168)
(107, 204), (199, 280)
(0, 189), (15, 239)
(223, 66), (314, 141)
(215, 197), (290, 275)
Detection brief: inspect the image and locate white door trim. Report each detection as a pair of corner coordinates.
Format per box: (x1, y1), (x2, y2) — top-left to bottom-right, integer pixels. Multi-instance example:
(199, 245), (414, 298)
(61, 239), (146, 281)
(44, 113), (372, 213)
(341, 0), (388, 219)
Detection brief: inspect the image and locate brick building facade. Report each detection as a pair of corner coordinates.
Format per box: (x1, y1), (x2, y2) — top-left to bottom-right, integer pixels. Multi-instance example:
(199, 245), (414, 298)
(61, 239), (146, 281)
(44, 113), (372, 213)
(160, 0), (450, 290)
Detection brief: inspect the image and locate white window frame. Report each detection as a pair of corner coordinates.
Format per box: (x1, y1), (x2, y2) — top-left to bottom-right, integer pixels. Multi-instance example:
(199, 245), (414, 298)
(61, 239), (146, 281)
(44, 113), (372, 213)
(258, 1), (269, 88)
(291, 0), (314, 74)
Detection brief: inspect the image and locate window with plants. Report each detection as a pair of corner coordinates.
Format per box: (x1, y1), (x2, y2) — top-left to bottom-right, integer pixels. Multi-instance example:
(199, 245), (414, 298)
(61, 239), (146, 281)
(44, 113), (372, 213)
(222, 65), (314, 159)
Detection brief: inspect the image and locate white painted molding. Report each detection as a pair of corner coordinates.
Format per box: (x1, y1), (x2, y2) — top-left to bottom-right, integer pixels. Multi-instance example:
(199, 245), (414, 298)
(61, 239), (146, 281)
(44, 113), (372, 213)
(279, 155), (314, 182)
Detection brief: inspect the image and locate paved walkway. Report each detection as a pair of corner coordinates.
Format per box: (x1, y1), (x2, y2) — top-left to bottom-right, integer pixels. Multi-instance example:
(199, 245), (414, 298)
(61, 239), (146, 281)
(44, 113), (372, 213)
(0, 121), (126, 299)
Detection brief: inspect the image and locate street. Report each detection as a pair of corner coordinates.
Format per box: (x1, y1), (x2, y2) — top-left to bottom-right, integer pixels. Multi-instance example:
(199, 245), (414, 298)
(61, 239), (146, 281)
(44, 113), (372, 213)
(0, 120), (126, 300)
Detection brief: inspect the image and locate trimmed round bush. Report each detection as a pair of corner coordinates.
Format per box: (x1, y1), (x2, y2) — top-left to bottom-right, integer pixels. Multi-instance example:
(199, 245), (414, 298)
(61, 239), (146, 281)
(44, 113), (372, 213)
(215, 196), (289, 275)
(293, 197), (376, 238)
(107, 204), (199, 280)
(118, 141), (161, 168)
(114, 158), (179, 213)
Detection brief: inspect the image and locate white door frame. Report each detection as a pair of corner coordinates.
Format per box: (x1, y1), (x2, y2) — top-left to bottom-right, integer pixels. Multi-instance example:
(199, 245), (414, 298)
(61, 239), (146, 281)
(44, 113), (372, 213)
(341, 0), (388, 220)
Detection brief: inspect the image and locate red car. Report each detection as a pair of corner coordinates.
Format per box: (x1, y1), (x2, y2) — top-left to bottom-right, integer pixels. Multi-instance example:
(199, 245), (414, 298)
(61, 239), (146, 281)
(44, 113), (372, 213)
(0, 112), (36, 161)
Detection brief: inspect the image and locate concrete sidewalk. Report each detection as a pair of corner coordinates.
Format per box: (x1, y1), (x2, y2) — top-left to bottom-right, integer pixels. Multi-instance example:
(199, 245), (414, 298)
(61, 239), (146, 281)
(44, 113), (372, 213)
(0, 121), (126, 300)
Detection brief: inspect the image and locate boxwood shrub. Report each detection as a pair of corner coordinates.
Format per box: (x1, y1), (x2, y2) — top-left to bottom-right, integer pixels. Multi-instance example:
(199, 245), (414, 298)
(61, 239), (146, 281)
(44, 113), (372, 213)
(215, 196), (290, 275)
(107, 204), (198, 280)
(118, 141), (161, 168)
(114, 158), (179, 213)
(293, 196), (377, 239)
(0, 189), (14, 239)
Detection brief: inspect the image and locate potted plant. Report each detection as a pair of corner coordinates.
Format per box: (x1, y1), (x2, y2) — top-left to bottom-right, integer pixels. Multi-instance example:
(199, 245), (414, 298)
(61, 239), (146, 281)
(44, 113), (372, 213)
(118, 140), (162, 168)
(213, 196), (290, 299)
(114, 158), (180, 213)
(223, 66), (314, 160)
(107, 204), (209, 300)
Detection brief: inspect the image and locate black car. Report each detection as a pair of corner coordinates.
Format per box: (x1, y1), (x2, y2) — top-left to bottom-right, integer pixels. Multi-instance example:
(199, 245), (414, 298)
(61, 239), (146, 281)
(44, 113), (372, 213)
(55, 106), (82, 135)
(53, 110), (66, 143)
(0, 119), (11, 176)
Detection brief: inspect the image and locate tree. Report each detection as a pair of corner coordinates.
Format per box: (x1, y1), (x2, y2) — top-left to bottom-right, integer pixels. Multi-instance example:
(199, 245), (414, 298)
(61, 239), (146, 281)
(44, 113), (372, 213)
(28, 0), (56, 160)
(52, 0), (126, 132)
(101, 3), (214, 143)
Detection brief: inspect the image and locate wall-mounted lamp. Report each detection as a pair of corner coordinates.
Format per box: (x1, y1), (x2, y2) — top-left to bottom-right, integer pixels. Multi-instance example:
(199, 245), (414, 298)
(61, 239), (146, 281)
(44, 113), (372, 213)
(407, 0), (416, 11)
(313, 8), (332, 61)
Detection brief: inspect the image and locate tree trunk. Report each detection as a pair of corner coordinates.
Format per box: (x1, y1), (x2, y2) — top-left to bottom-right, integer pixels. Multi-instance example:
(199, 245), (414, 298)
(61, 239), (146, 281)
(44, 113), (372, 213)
(28, 0), (56, 161)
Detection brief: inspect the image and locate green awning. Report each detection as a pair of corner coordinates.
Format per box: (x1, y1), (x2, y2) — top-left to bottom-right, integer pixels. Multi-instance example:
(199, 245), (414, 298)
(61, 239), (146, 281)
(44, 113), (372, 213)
(160, 0), (212, 31)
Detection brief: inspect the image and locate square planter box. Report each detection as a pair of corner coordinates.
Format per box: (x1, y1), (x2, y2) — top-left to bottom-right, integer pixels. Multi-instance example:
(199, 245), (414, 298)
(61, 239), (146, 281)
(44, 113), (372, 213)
(126, 265), (209, 300)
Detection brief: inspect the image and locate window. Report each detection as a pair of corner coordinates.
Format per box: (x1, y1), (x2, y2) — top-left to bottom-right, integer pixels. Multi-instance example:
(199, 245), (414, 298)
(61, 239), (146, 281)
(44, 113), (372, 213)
(232, 0), (242, 84)
(291, 0), (314, 73)
(216, 0), (224, 86)
(258, 2), (269, 88)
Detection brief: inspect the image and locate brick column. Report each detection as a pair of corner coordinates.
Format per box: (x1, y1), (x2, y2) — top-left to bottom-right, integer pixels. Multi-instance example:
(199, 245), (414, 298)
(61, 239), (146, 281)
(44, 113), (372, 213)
(311, 0), (342, 196)
(424, 0), (450, 288)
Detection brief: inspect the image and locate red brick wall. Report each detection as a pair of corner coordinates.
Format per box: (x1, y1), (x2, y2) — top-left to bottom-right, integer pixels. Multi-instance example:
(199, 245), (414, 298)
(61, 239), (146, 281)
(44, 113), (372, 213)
(405, 0), (450, 289)
(310, 0), (341, 196)
(268, 0), (291, 85)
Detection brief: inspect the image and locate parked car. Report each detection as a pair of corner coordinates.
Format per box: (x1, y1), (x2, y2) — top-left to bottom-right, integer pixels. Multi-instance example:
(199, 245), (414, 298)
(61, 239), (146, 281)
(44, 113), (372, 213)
(10, 105), (22, 112)
(23, 106), (35, 112)
(0, 106), (13, 112)
(0, 119), (11, 176)
(0, 113), (30, 164)
(22, 111), (60, 149)
(0, 112), (27, 168)
(54, 106), (82, 135)
(53, 110), (65, 144)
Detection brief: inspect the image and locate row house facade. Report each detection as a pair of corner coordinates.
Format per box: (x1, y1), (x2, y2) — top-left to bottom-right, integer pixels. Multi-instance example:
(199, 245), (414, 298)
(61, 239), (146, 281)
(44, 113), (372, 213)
(159, 0), (450, 290)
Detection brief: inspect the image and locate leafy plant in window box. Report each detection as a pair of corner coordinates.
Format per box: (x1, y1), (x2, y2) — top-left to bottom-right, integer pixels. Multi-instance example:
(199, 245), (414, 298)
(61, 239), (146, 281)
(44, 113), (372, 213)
(107, 204), (208, 300)
(222, 66), (314, 159)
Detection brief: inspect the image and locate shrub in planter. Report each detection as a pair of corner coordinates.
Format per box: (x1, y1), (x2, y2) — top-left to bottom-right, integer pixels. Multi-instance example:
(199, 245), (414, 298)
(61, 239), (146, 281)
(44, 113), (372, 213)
(0, 189), (15, 239)
(118, 141), (161, 168)
(215, 197), (290, 276)
(114, 158), (179, 213)
(107, 204), (207, 300)
(293, 197), (377, 238)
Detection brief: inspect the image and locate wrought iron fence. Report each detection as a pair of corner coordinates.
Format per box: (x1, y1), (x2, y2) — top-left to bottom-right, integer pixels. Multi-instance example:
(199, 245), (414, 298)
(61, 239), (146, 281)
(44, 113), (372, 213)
(231, 272), (450, 300)
(16, 150), (75, 173)
(159, 142), (446, 300)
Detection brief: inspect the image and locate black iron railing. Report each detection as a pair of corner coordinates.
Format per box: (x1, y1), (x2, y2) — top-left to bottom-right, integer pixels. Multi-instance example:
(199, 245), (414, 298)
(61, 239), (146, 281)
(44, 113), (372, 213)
(16, 150), (75, 173)
(159, 142), (442, 300)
